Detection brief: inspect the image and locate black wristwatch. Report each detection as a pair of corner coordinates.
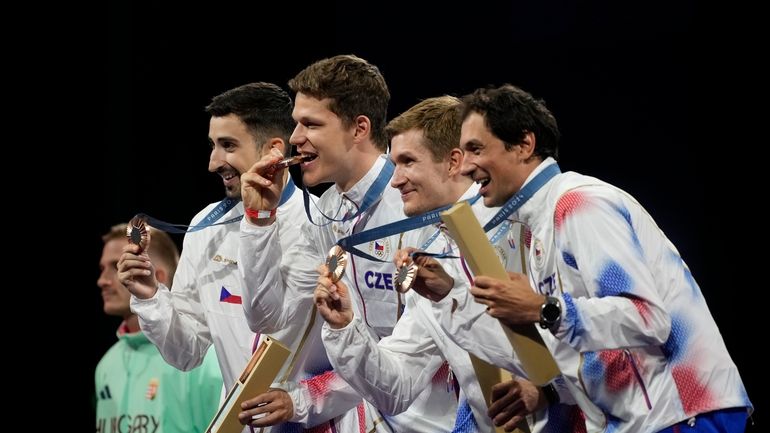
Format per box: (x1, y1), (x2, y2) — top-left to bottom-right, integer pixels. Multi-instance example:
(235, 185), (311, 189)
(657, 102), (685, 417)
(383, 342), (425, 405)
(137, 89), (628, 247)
(539, 295), (561, 330)
(540, 382), (560, 405)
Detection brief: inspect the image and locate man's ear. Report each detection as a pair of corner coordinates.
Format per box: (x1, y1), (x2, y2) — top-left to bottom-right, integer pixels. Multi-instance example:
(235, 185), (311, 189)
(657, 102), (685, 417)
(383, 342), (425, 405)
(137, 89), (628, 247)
(518, 131), (536, 160)
(267, 137), (287, 156)
(447, 148), (465, 176)
(154, 267), (169, 287)
(352, 115), (372, 141)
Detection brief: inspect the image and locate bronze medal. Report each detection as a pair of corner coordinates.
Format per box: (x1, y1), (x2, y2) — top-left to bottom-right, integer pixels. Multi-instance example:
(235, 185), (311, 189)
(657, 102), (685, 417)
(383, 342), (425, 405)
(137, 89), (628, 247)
(326, 245), (348, 283)
(265, 154), (314, 178)
(394, 262), (418, 293)
(271, 154), (313, 170)
(127, 215), (150, 253)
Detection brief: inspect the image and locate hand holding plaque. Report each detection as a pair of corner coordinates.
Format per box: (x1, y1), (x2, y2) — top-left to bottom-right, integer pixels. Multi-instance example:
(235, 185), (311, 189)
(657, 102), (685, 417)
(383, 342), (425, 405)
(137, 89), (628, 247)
(206, 337), (291, 433)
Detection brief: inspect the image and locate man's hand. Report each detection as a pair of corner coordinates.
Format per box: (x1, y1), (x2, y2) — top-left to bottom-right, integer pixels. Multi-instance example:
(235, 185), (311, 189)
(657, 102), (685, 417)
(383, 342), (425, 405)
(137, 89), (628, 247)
(238, 388), (294, 427)
(241, 149), (286, 224)
(470, 272), (543, 326)
(488, 377), (546, 432)
(393, 248), (454, 302)
(314, 264), (354, 328)
(117, 242), (159, 299)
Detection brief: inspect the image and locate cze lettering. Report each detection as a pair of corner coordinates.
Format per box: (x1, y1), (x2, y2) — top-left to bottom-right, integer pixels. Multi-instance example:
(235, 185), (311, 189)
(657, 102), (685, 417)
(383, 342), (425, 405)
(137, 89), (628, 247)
(364, 271), (394, 290)
(537, 273), (556, 295)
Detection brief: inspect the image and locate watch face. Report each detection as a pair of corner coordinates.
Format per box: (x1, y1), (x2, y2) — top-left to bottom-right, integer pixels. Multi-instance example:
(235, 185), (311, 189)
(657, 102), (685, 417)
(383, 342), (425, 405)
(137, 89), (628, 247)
(540, 296), (561, 329)
(542, 302), (560, 321)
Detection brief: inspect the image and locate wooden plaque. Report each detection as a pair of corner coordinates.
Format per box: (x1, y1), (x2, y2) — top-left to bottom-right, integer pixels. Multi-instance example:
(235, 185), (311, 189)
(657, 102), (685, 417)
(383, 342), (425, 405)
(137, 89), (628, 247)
(206, 337), (291, 433)
(441, 202), (560, 432)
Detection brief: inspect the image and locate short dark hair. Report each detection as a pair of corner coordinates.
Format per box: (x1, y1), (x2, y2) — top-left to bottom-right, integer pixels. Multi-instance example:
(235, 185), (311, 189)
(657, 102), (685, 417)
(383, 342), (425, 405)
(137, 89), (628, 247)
(205, 82), (295, 156)
(289, 55), (390, 151)
(460, 84), (559, 160)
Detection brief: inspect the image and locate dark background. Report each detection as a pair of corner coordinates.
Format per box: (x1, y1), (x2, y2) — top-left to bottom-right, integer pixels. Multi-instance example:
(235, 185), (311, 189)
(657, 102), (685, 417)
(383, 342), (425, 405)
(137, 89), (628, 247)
(90, 1), (760, 430)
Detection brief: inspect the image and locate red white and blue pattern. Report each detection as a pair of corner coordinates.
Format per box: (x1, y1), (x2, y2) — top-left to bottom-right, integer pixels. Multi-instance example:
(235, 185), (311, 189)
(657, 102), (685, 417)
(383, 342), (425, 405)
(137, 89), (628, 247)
(521, 161), (751, 432)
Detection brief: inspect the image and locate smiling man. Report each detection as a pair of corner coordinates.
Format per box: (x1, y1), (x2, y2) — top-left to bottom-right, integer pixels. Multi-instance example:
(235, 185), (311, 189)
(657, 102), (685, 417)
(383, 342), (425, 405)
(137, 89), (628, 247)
(450, 83), (753, 433)
(117, 83), (306, 433)
(389, 96), (471, 217)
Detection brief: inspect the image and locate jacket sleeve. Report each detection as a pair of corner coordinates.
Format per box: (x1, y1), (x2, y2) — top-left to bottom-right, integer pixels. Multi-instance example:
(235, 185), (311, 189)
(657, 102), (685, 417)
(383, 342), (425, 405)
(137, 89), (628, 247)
(321, 311), (445, 416)
(551, 188), (671, 351)
(131, 233), (213, 371)
(281, 371), (364, 427)
(238, 217), (321, 334)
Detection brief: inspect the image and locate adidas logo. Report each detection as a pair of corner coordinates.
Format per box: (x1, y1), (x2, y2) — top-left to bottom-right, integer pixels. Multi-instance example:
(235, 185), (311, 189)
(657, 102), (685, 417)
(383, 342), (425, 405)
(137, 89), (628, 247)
(98, 385), (112, 400)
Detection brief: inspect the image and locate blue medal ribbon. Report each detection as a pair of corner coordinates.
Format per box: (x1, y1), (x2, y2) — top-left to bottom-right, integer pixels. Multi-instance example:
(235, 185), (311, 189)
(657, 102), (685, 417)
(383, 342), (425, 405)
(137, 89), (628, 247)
(481, 163), (561, 232)
(139, 177), (296, 234)
(337, 195), (480, 261)
(302, 159), (395, 227)
(459, 163), (560, 253)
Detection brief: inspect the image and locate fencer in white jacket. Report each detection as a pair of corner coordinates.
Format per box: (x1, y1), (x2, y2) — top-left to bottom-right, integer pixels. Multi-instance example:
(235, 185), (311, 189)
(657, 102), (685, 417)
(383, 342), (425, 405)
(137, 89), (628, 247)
(119, 83), (308, 433)
(237, 60), (455, 433)
(452, 85), (751, 433)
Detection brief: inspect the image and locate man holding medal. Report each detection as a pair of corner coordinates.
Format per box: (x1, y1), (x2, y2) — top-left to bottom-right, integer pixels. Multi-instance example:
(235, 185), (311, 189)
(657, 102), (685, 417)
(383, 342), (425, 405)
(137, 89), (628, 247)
(237, 55), (455, 432)
(117, 82), (306, 432)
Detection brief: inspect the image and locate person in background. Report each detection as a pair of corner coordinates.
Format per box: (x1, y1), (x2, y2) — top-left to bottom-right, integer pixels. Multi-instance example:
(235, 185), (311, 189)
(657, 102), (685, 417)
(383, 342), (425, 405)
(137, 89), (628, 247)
(96, 223), (222, 433)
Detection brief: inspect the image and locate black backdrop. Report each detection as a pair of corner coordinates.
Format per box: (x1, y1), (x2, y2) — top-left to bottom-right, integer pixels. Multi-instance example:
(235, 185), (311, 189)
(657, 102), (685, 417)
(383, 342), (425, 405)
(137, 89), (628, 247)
(91, 1), (760, 430)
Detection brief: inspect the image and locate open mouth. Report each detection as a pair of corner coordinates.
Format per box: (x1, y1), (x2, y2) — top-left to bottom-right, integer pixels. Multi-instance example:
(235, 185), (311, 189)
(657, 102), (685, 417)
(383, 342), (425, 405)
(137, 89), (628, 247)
(476, 177), (491, 195)
(220, 171), (240, 187)
(300, 153), (318, 162)
(298, 153), (319, 168)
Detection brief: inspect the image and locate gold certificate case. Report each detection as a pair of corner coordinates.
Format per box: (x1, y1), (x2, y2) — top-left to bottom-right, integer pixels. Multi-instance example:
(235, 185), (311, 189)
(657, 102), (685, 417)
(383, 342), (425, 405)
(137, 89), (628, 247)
(206, 337), (291, 433)
(441, 202), (561, 433)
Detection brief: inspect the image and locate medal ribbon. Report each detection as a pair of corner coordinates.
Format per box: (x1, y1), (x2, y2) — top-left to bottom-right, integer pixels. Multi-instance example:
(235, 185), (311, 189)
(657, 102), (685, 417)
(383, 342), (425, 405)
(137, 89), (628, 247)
(138, 178), (296, 233)
(301, 158), (395, 227)
(481, 163), (561, 232)
(338, 195), (480, 261)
